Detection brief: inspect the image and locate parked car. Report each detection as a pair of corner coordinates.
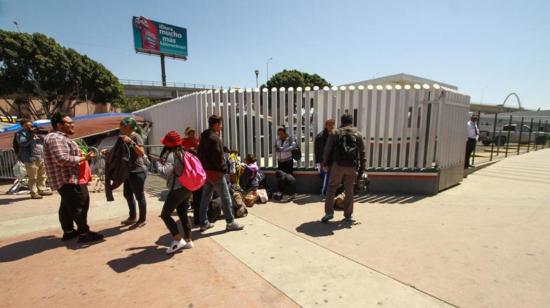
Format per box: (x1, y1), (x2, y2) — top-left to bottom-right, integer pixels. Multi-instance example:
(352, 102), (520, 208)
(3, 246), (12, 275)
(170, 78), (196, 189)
(479, 124), (550, 145)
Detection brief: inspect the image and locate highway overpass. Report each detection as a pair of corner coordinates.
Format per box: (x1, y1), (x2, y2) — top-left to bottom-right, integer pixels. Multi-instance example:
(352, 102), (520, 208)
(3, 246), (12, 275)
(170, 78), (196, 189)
(121, 79), (228, 99)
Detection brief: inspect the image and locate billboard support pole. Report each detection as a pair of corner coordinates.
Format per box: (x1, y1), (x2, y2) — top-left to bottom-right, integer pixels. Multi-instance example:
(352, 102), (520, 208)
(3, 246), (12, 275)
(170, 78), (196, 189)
(161, 54), (167, 86)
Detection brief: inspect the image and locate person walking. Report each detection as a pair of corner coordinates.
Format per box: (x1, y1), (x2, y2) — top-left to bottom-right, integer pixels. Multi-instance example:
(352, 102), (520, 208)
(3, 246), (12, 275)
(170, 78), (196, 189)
(118, 117), (148, 229)
(465, 113), (479, 169)
(197, 115), (244, 232)
(14, 118), (52, 199)
(181, 126), (202, 225)
(43, 113), (104, 243)
(156, 131), (195, 254)
(274, 127), (296, 175)
(314, 119), (335, 196)
(321, 114), (366, 223)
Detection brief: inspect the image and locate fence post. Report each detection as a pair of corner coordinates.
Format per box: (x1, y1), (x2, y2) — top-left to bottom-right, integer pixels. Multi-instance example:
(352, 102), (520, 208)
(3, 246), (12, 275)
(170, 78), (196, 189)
(490, 112), (498, 161)
(527, 118), (533, 152)
(262, 88), (269, 167)
(535, 119), (541, 151)
(544, 120), (548, 148)
(517, 117), (524, 155)
(254, 88), (262, 163)
(505, 115), (512, 157)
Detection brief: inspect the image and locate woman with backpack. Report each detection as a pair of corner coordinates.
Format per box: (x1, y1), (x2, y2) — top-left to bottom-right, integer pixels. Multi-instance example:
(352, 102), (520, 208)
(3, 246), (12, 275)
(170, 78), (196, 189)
(156, 131), (194, 254)
(274, 127), (297, 175)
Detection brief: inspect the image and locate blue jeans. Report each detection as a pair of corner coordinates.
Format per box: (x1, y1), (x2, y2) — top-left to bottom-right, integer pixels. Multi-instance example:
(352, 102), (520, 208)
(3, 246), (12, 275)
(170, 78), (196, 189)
(319, 169), (330, 196)
(199, 175), (235, 226)
(123, 171), (147, 222)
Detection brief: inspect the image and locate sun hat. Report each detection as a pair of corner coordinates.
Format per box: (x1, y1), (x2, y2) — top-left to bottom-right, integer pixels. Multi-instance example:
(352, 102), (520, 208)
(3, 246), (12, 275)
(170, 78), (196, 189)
(161, 131), (182, 148)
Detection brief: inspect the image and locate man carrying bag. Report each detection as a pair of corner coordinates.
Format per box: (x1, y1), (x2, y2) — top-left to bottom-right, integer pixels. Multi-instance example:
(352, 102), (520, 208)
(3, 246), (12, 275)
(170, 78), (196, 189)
(321, 114), (366, 223)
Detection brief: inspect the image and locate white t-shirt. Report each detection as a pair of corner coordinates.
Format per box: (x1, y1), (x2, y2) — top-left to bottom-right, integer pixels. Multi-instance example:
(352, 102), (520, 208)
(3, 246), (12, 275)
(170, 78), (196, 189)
(467, 120), (479, 140)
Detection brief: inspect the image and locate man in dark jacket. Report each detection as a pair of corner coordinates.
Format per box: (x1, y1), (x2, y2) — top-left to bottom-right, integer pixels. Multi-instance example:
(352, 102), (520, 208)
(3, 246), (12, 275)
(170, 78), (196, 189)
(197, 115), (244, 232)
(314, 119), (335, 196)
(321, 114), (366, 223)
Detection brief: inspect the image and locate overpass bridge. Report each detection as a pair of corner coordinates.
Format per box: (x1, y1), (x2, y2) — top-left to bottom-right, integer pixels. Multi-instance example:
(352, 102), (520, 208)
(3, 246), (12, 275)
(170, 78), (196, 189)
(120, 79), (229, 99)
(121, 79), (529, 114)
(469, 102), (523, 113)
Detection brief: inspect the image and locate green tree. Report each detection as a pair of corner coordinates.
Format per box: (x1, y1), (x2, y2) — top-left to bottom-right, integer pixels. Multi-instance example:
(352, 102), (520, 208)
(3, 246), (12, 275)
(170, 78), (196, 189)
(114, 96), (158, 113)
(264, 69), (332, 89)
(0, 30), (124, 119)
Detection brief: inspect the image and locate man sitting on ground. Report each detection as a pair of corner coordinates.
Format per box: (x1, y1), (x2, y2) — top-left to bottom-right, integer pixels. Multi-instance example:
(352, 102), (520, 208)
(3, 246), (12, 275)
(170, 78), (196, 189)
(274, 170), (296, 202)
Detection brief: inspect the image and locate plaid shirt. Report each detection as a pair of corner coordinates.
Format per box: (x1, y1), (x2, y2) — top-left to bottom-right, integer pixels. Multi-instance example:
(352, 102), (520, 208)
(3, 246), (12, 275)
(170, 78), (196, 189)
(44, 131), (81, 191)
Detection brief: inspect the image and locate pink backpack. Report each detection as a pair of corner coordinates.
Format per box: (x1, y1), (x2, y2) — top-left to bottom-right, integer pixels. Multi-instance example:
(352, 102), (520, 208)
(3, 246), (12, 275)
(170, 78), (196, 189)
(178, 151), (206, 191)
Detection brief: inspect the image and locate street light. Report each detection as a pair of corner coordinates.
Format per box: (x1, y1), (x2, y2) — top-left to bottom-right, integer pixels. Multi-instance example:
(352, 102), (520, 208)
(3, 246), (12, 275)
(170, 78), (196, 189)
(254, 69), (259, 88)
(266, 57), (273, 83)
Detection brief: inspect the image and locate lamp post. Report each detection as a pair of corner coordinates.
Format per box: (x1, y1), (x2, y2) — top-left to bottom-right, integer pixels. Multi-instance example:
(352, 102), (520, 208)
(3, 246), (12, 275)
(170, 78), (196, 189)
(266, 57), (273, 83)
(254, 70), (259, 88)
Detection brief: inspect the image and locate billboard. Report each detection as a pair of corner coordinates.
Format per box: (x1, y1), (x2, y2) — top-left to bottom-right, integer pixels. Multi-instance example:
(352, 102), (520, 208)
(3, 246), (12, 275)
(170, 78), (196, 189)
(132, 16), (188, 60)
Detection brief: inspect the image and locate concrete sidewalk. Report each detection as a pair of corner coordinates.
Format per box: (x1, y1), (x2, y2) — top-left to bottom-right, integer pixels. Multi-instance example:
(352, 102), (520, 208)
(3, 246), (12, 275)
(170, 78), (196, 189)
(1, 148), (549, 307)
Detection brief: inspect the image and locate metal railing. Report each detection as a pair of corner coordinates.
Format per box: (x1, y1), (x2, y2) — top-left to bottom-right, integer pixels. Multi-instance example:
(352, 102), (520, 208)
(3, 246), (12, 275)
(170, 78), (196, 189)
(119, 79), (229, 90)
(471, 111), (550, 167)
(0, 149), (17, 180)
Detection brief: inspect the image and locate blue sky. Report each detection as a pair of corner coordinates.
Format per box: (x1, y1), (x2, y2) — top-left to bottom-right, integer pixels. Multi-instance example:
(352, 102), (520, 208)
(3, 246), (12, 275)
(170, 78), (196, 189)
(1, 0), (549, 109)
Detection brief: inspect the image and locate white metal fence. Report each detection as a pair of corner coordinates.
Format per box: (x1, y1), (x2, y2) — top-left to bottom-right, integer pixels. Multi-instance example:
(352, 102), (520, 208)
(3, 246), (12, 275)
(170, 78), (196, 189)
(137, 84), (470, 171)
(0, 149), (17, 179)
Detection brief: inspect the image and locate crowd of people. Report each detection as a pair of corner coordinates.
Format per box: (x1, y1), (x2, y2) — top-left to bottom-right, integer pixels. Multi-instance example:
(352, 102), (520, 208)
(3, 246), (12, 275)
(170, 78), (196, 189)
(14, 112), (368, 254)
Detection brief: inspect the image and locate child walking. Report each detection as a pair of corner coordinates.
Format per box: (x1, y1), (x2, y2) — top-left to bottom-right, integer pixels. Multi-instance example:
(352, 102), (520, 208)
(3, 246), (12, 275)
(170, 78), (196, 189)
(156, 131), (194, 254)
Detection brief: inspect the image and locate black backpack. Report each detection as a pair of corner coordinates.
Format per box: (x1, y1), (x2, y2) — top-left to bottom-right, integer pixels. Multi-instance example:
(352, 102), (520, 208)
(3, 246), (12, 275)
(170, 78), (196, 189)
(335, 131), (361, 167)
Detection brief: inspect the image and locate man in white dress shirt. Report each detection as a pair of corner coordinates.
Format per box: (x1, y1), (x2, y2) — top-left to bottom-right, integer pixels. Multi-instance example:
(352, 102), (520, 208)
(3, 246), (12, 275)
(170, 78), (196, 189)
(465, 113), (479, 168)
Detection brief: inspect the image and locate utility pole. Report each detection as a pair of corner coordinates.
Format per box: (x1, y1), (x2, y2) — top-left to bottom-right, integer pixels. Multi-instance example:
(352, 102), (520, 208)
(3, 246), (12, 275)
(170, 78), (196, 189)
(160, 54), (166, 86)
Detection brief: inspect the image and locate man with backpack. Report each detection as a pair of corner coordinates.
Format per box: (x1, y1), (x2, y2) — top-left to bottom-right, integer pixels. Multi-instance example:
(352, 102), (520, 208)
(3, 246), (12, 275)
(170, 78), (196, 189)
(321, 114), (366, 223)
(14, 118), (52, 199)
(197, 115), (244, 232)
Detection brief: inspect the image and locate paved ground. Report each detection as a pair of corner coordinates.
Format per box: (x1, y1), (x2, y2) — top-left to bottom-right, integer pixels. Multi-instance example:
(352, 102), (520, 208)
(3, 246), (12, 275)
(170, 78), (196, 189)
(1, 148), (549, 307)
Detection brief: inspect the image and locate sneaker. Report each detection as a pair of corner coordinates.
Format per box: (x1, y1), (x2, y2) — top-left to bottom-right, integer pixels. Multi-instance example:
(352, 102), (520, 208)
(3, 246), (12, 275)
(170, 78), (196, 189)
(120, 217), (136, 226)
(166, 239), (186, 254)
(321, 214), (334, 223)
(30, 193), (43, 199)
(225, 222), (244, 232)
(129, 221), (146, 230)
(38, 190), (53, 196)
(77, 231), (104, 244)
(199, 223), (215, 232)
(61, 230), (79, 241)
(182, 241), (194, 249)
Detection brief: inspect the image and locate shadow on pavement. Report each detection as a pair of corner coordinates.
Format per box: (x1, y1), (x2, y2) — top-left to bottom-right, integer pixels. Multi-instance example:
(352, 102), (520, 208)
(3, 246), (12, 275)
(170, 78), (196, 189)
(0, 225), (128, 263)
(293, 193), (427, 206)
(0, 235), (65, 262)
(292, 194), (324, 205)
(0, 196), (32, 206)
(107, 234), (174, 273)
(355, 194), (427, 204)
(296, 220), (357, 237)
